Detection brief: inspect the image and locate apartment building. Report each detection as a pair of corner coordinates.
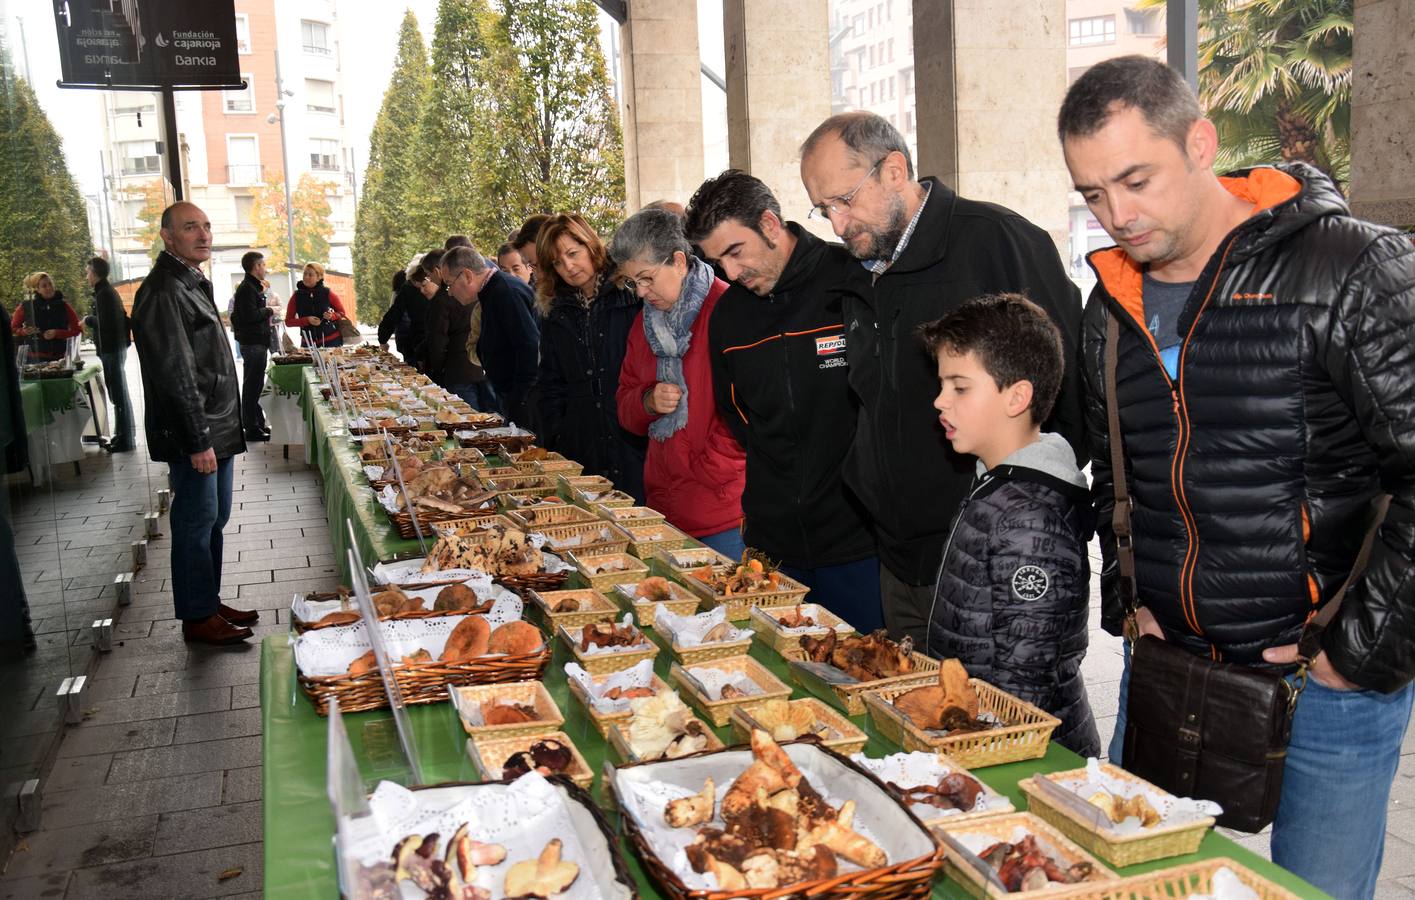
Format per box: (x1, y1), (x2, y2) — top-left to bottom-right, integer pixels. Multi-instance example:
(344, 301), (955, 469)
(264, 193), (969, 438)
(99, 0), (356, 297)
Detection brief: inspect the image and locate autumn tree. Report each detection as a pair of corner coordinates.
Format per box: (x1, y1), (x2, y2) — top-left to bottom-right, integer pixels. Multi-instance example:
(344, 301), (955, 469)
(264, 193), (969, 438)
(129, 179), (169, 260)
(0, 52), (94, 313)
(353, 10), (432, 323)
(252, 173), (336, 274)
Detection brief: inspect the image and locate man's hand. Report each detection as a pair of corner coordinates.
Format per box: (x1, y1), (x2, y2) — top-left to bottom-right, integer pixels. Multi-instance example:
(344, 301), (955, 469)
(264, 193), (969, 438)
(646, 382), (682, 415)
(1132, 605), (1164, 640)
(1263, 643), (1359, 691)
(189, 448), (217, 474)
(379, 342), (389, 351)
(306, 315), (321, 326)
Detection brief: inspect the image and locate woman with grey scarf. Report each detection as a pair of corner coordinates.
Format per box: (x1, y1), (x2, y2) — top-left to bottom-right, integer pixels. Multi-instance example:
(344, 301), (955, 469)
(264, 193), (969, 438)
(613, 209), (746, 557)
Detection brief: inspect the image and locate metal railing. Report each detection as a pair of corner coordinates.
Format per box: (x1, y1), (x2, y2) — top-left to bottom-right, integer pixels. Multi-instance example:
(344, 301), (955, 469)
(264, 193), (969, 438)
(227, 164), (264, 185)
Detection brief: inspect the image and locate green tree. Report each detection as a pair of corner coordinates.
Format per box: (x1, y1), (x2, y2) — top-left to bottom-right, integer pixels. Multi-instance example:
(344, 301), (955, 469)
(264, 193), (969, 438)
(477, 0), (626, 240)
(0, 53), (94, 314)
(252, 173), (336, 274)
(353, 10), (432, 324)
(129, 178), (169, 259)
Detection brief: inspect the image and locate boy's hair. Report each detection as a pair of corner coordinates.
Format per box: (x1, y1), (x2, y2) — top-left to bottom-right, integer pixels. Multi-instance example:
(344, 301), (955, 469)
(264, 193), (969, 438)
(920, 293), (1063, 424)
(240, 251), (262, 274)
(88, 256), (110, 280)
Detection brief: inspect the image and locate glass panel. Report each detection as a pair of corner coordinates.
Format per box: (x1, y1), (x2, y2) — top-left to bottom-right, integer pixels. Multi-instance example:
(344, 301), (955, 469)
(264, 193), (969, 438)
(828, 0), (918, 164)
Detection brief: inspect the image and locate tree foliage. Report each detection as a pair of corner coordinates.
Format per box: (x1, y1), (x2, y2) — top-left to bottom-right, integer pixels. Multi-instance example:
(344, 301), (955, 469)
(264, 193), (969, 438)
(129, 179), (169, 261)
(0, 54), (94, 314)
(252, 173), (336, 274)
(353, 10), (432, 323)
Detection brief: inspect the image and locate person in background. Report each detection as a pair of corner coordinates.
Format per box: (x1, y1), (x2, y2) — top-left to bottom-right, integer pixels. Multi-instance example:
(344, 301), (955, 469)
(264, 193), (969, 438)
(12, 272), (82, 363)
(441, 245), (540, 425)
(0, 309), (34, 652)
(284, 262), (348, 348)
(513, 214), (550, 284)
(445, 234), (472, 250)
(534, 213), (646, 500)
(378, 263), (430, 369)
(86, 257), (135, 452)
(423, 247), (494, 410)
(230, 251), (274, 442)
(686, 169), (882, 633)
(131, 202), (257, 645)
(643, 199), (686, 217)
(612, 209), (746, 558)
(497, 242), (533, 285)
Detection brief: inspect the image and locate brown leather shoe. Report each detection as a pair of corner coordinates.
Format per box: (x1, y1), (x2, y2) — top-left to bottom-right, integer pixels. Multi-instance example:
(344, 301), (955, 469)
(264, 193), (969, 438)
(218, 603), (260, 626)
(182, 614), (253, 645)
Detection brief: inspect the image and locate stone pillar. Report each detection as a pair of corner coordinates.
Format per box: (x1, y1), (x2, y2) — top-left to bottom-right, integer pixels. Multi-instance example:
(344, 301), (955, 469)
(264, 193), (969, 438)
(722, 0), (831, 228)
(619, 0), (705, 211)
(912, 0), (1072, 254)
(1350, 0), (1415, 227)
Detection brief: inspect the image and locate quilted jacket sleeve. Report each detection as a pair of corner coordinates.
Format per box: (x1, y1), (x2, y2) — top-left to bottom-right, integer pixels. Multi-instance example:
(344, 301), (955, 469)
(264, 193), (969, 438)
(1319, 232), (1415, 693)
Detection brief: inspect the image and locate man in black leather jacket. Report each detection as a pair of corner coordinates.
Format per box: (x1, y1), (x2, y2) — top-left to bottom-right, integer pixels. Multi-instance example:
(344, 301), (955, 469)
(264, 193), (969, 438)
(132, 202), (258, 645)
(1060, 56), (1415, 898)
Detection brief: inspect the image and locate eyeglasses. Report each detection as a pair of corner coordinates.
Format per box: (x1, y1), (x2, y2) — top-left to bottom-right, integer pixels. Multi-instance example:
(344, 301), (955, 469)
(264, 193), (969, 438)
(621, 256), (674, 293)
(807, 157), (886, 221)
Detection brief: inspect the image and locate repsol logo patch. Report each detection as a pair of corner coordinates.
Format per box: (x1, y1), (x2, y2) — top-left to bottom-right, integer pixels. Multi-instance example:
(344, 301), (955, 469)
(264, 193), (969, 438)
(815, 334), (846, 356)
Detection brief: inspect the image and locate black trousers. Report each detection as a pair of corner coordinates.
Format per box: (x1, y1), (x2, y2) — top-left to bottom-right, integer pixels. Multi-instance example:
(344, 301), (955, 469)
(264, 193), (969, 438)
(238, 344), (268, 434)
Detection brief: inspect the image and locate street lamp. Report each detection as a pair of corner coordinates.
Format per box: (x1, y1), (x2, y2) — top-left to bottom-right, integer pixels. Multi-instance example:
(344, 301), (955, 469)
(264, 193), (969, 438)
(269, 52), (297, 294)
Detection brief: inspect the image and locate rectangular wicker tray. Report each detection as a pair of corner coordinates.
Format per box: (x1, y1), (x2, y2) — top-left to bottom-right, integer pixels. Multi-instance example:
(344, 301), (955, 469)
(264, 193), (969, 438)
(604, 714), (726, 766)
(526, 587), (621, 631)
(567, 671), (674, 738)
(449, 679), (564, 740)
(669, 656), (793, 727)
(467, 730), (594, 791)
(568, 550), (651, 592)
(619, 522), (696, 558)
(749, 603), (857, 656)
(680, 566), (812, 622)
(863, 678), (1060, 768)
(934, 811), (1119, 899)
(1050, 858), (1299, 900)
(610, 579), (702, 628)
(536, 520), (632, 557)
(505, 502), (601, 530)
(728, 696), (868, 755)
(788, 652), (940, 716)
(557, 622), (660, 675)
(593, 504), (667, 528)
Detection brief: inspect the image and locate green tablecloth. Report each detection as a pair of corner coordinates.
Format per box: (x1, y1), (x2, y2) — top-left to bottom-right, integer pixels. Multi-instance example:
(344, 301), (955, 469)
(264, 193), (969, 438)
(260, 629), (1322, 899)
(20, 362), (103, 425)
(18, 382), (43, 429)
(268, 360), (310, 397)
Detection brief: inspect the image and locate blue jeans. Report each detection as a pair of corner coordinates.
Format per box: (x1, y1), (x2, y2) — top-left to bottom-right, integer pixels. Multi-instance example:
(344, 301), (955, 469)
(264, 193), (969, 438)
(98, 348), (135, 447)
(697, 527), (746, 561)
(449, 381), (501, 415)
(1110, 643), (1414, 899)
(781, 556), (884, 634)
(167, 455), (235, 620)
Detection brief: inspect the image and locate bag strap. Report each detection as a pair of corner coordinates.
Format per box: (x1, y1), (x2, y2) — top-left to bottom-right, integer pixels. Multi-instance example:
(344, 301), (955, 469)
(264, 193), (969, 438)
(1103, 314), (1140, 637)
(1295, 493), (1390, 664)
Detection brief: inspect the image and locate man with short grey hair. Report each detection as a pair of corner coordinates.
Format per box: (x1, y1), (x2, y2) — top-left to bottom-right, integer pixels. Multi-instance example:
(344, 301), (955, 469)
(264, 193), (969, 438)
(799, 110), (1086, 647)
(442, 245), (540, 425)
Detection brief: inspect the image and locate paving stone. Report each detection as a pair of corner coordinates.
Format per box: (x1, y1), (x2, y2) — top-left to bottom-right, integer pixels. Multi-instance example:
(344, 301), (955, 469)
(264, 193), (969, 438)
(222, 766), (262, 805)
(66, 840), (262, 899)
(107, 736), (261, 784)
(41, 770), (222, 828)
(152, 800), (262, 855)
(173, 708), (262, 744)
(0, 871), (71, 899)
(1, 815), (158, 878)
(82, 687), (232, 727)
(1382, 835), (1415, 880)
(229, 683), (260, 711)
(44, 754), (114, 791)
(132, 663), (260, 697)
(1378, 880), (1415, 899)
(56, 717), (176, 759)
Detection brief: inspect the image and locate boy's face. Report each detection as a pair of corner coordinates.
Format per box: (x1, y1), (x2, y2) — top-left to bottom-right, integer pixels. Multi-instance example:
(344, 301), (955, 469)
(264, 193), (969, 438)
(932, 349), (1027, 464)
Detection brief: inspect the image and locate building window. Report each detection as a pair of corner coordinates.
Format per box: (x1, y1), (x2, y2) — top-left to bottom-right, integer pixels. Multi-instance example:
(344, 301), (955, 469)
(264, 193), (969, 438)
(888, 38), (894, 62)
(853, 14), (864, 36)
(113, 100), (155, 118)
(118, 140), (160, 176)
(310, 139), (340, 171)
(227, 135), (260, 185)
(224, 74), (254, 113)
(1069, 15), (1116, 46)
(889, 76), (895, 99)
(868, 45), (875, 67)
(904, 110), (914, 133)
(233, 195), (254, 230)
(302, 20), (332, 56)
(903, 66), (914, 95)
(1125, 8), (1161, 35)
(234, 14), (250, 53)
(306, 79), (337, 114)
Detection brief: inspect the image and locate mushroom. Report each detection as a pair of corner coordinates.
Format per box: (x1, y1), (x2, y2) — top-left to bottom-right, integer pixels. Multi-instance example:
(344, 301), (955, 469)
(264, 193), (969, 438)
(503, 838), (580, 898)
(665, 778), (715, 828)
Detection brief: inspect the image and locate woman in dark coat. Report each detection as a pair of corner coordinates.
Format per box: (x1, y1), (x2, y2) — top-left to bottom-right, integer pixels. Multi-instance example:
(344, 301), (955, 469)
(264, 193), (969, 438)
(535, 214), (646, 501)
(283, 262), (348, 347)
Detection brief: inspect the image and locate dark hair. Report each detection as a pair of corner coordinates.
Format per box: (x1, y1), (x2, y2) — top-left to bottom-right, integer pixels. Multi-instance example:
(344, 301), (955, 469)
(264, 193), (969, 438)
(496, 242), (517, 259)
(684, 170), (782, 244)
(919, 294), (1063, 425)
(408, 265), (429, 284)
(444, 234), (472, 250)
(512, 214), (550, 250)
(240, 251), (263, 274)
(391, 269), (406, 291)
(441, 246), (488, 279)
(420, 248), (446, 272)
(87, 256), (110, 280)
(800, 110), (914, 180)
(1057, 55), (1202, 149)
(534, 213), (610, 313)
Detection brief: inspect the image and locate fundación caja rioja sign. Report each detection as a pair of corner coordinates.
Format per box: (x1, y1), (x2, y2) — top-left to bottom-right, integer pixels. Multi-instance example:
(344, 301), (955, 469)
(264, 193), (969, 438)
(53, 0), (241, 89)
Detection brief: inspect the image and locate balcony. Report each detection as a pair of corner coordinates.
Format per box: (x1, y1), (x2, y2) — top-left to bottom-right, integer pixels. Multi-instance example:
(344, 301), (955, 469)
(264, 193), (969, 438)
(227, 164), (264, 186)
(303, 43), (332, 56)
(120, 157), (161, 176)
(306, 103), (337, 115)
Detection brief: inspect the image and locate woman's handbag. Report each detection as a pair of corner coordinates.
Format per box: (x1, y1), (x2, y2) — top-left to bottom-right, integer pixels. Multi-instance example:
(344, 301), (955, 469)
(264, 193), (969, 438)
(1103, 314), (1385, 832)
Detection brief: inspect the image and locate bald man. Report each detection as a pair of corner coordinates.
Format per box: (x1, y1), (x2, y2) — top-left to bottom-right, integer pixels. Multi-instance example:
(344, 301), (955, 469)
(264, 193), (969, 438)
(132, 201), (257, 645)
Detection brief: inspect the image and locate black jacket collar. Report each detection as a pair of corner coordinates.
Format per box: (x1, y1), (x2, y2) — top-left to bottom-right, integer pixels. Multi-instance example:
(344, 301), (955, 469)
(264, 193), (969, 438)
(156, 250), (208, 291)
(769, 222), (830, 297)
(884, 176), (957, 277)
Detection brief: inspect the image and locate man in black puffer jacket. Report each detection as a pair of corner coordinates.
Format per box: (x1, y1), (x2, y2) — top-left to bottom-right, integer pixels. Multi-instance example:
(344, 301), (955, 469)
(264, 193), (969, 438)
(1061, 57), (1415, 898)
(687, 170), (882, 633)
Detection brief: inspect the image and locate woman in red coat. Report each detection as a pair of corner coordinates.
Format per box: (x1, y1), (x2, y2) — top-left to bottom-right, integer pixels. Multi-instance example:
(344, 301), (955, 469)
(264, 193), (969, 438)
(612, 209), (746, 557)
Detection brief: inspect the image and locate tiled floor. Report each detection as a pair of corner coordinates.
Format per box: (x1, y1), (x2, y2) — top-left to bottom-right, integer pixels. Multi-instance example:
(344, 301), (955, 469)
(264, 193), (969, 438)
(1, 357), (1412, 897)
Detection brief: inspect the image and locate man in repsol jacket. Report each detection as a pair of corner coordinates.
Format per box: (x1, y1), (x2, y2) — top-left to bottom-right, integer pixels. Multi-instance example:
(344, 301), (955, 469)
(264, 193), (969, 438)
(1060, 56), (1415, 898)
(686, 170), (882, 633)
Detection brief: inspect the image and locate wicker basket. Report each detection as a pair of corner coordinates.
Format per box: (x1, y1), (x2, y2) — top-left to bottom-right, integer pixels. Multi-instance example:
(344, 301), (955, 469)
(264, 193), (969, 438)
(1018, 763), (1214, 867)
(863, 678), (1060, 768)
(526, 588), (621, 631)
(670, 657), (793, 727)
(577, 489), (636, 508)
(1050, 858), (1300, 900)
(455, 429), (536, 452)
(593, 504), (667, 529)
(506, 502), (600, 531)
(486, 472), (559, 493)
(383, 504), (499, 540)
(529, 455), (585, 477)
(569, 550), (651, 591)
(467, 730), (595, 791)
(729, 697), (868, 755)
(428, 513), (518, 537)
(934, 812), (1118, 899)
(296, 641), (552, 716)
(559, 473), (615, 494)
(620, 523), (696, 558)
(537, 521), (632, 557)
(679, 565), (812, 623)
(611, 580), (703, 627)
(557, 622), (660, 675)
(567, 671), (674, 738)
(749, 603), (857, 656)
(496, 569), (571, 595)
(437, 412), (506, 432)
(349, 423), (415, 436)
(788, 653), (941, 717)
(869, 751), (1015, 828)
(469, 463), (524, 482)
(654, 546), (737, 571)
(438, 447), (486, 465)
(449, 680), (565, 740)
(605, 716), (726, 765)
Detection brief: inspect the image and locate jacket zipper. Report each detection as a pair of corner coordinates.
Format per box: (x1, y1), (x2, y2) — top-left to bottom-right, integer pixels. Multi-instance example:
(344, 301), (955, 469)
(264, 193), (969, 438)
(924, 476), (989, 657)
(780, 324), (814, 562)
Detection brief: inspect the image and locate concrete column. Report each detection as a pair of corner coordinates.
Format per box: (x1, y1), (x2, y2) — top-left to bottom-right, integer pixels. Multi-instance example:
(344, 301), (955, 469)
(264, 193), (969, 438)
(912, 0), (1072, 253)
(619, 0), (705, 211)
(722, 0), (832, 226)
(1350, 0), (1415, 227)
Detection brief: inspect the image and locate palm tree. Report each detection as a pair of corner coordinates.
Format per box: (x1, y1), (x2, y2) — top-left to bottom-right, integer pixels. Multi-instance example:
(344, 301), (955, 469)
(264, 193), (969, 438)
(1138, 0), (1352, 189)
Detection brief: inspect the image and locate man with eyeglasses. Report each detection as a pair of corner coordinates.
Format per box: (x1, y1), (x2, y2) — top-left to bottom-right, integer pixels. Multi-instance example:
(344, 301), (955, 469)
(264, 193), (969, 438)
(799, 111), (1086, 648)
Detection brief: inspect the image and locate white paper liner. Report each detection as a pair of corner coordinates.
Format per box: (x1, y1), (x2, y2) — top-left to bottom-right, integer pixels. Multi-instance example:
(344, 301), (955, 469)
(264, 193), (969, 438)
(1189, 867), (1261, 900)
(952, 825), (1090, 887)
(376, 484), (500, 517)
(612, 742), (935, 892)
(565, 660), (656, 714)
(373, 550), (572, 585)
(454, 425), (533, 440)
(681, 665), (761, 701)
(1048, 759), (1223, 834)
(753, 603), (854, 635)
(612, 580), (696, 606)
(292, 580), (521, 625)
(564, 615), (654, 656)
(545, 525), (621, 551)
(457, 690), (549, 728)
(654, 605), (751, 647)
(343, 773), (623, 899)
(292, 611), (538, 676)
(849, 751), (1014, 820)
(363, 464), (385, 481)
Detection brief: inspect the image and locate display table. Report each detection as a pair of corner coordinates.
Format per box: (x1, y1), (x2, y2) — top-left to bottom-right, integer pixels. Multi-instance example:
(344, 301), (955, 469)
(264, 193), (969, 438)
(260, 631), (1321, 899)
(20, 363), (106, 481)
(262, 361), (311, 449)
